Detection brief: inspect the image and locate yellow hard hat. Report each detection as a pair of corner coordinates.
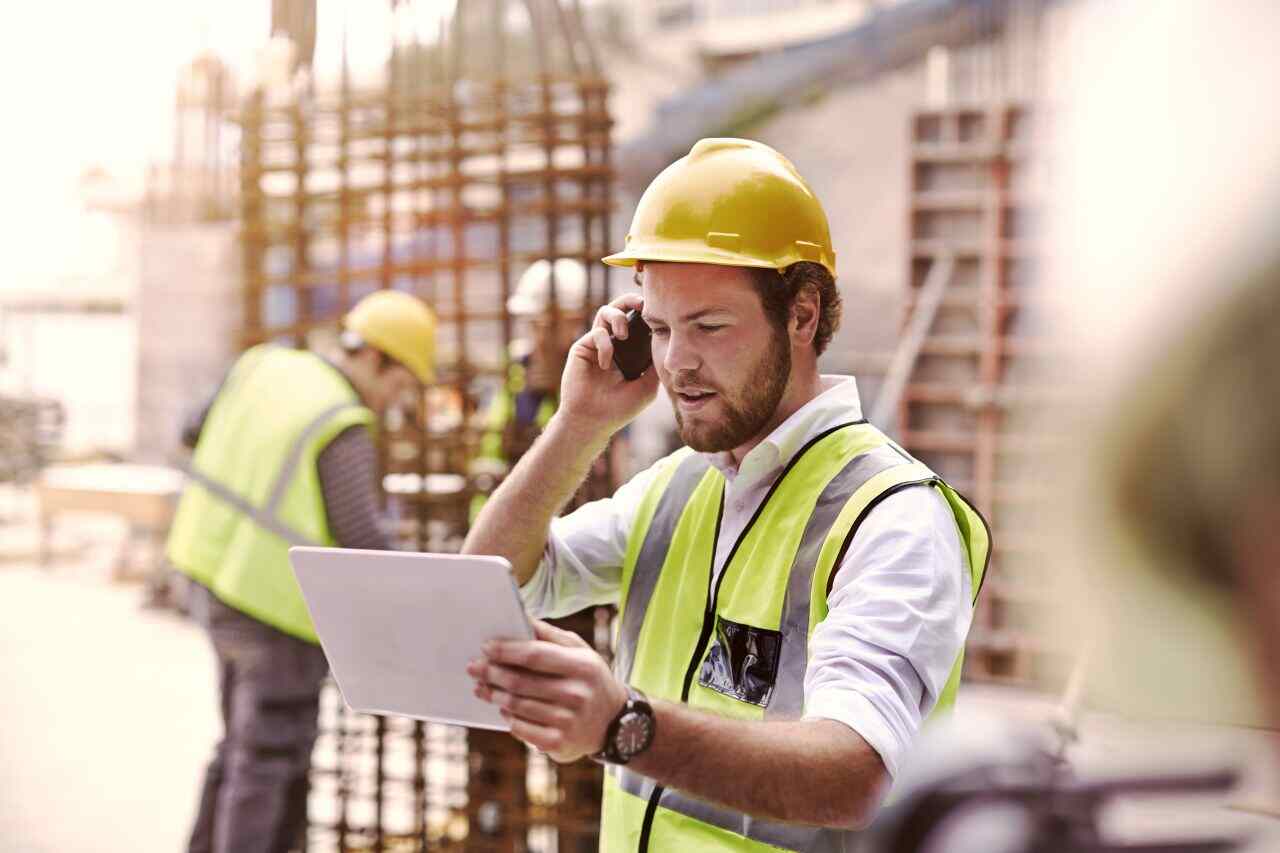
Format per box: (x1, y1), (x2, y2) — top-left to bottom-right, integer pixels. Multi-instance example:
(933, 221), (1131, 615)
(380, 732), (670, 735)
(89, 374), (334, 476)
(603, 138), (836, 276)
(343, 290), (437, 385)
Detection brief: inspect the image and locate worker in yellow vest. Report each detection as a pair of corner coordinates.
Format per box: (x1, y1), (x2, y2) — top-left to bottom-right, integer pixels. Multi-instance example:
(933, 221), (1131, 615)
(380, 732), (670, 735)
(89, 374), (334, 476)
(463, 138), (989, 851)
(167, 290), (436, 853)
(471, 259), (590, 519)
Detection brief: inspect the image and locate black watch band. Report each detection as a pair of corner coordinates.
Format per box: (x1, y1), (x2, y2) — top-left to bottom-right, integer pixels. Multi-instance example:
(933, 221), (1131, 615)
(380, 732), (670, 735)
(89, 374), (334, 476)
(595, 687), (655, 765)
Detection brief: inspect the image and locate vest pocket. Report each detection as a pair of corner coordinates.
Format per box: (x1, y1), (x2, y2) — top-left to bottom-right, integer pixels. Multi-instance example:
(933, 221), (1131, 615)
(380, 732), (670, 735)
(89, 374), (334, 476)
(697, 616), (782, 707)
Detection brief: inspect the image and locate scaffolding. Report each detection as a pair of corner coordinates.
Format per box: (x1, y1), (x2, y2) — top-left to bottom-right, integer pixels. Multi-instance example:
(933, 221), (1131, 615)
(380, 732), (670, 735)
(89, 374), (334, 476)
(892, 103), (1061, 686)
(233, 1), (615, 849)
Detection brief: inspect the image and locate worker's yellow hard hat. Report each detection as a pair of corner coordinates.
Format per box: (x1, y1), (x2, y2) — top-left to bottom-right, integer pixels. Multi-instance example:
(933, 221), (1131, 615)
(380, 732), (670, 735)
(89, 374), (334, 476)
(603, 138), (836, 276)
(343, 290), (437, 385)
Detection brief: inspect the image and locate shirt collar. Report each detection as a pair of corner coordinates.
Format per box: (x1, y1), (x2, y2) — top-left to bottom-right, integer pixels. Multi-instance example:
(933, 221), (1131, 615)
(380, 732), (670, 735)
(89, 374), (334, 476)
(702, 375), (864, 486)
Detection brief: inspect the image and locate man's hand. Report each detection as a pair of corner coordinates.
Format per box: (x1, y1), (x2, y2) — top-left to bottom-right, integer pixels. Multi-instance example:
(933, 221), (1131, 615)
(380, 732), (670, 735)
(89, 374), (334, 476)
(467, 620), (627, 763)
(557, 293), (660, 440)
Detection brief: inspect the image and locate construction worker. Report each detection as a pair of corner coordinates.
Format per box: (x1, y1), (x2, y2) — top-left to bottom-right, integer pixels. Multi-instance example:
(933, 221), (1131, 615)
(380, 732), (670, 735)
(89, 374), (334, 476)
(471, 258), (590, 518)
(167, 290), (436, 853)
(463, 138), (989, 850)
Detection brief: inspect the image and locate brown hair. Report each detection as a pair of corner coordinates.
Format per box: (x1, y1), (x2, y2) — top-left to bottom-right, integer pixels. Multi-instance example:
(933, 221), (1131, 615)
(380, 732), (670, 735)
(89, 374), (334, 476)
(748, 262), (842, 355)
(634, 261), (842, 353)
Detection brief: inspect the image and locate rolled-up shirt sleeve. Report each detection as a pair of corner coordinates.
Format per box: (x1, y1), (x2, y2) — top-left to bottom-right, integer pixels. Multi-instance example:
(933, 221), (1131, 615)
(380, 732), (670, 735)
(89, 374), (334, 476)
(518, 460), (662, 619)
(802, 484), (972, 779)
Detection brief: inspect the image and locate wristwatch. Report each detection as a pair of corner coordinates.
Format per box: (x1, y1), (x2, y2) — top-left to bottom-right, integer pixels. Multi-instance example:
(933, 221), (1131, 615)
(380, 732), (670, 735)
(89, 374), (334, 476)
(596, 687), (656, 765)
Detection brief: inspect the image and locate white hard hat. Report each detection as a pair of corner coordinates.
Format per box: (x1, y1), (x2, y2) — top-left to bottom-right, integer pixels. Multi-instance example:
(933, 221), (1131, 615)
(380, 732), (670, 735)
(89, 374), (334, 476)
(507, 259), (590, 316)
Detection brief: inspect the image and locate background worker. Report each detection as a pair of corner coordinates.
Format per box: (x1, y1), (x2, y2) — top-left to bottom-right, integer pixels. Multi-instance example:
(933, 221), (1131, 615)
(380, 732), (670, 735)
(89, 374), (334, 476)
(167, 290), (436, 853)
(464, 138), (989, 850)
(471, 258), (590, 515)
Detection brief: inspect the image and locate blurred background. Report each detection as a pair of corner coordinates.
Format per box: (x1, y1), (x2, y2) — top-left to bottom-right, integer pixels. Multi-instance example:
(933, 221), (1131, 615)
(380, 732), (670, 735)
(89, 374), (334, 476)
(2, 1), (1278, 851)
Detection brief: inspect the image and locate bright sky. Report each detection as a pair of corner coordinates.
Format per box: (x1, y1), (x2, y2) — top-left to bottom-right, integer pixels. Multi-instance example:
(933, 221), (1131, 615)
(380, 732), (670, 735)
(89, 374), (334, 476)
(0, 1), (465, 184)
(0, 0), (456, 291)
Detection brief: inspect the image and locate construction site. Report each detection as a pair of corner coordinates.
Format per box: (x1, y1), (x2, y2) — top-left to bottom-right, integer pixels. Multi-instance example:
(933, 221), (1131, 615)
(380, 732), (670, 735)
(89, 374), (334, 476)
(4, 1), (1280, 851)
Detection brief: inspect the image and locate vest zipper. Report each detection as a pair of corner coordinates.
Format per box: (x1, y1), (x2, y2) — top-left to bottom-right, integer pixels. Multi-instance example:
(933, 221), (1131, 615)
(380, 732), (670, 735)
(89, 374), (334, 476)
(634, 420), (862, 852)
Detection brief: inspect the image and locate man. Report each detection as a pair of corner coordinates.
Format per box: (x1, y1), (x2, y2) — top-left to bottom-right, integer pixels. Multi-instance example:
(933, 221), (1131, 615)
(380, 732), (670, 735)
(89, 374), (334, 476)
(167, 289), (436, 853)
(463, 138), (989, 851)
(471, 258), (590, 517)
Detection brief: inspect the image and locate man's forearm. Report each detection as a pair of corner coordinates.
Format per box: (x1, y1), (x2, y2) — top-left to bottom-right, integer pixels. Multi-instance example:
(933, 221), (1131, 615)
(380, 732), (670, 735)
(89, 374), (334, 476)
(463, 413), (612, 584)
(628, 702), (887, 829)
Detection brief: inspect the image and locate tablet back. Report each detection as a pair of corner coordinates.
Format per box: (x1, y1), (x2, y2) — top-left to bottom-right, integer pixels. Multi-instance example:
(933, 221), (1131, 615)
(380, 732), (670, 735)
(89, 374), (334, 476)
(288, 547), (532, 730)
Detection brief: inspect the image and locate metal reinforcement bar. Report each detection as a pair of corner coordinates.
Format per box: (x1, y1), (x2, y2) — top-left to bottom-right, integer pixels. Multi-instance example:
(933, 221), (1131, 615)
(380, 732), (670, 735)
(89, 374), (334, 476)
(235, 2), (616, 849)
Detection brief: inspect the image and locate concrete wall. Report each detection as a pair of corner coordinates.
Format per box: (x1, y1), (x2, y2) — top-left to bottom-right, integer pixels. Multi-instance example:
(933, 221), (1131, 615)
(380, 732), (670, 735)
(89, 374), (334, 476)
(135, 224), (240, 463)
(754, 62), (928, 378)
(750, 15), (1051, 381)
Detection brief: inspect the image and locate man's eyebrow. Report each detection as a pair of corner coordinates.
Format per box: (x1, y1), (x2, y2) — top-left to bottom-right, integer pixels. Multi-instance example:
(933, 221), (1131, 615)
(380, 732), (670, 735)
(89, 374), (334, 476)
(642, 308), (730, 325)
(684, 308), (730, 322)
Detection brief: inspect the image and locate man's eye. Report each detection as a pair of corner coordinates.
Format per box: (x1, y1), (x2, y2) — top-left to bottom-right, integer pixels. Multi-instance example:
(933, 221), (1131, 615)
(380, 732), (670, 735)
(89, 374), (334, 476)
(697, 324), (725, 333)
(650, 327), (670, 337)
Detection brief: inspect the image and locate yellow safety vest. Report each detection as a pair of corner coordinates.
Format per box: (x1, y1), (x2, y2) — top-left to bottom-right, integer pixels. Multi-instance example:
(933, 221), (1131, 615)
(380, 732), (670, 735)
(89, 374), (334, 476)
(166, 345), (375, 642)
(601, 421), (990, 852)
(471, 361), (558, 521)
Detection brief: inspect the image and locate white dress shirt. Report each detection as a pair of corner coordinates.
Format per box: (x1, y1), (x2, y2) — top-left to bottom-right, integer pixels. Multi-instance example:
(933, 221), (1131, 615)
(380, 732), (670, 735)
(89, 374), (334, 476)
(520, 375), (971, 778)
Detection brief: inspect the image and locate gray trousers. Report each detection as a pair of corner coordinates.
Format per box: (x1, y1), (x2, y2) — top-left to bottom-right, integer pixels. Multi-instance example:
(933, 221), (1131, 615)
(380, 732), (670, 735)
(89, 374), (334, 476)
(187, 585), (329, 853)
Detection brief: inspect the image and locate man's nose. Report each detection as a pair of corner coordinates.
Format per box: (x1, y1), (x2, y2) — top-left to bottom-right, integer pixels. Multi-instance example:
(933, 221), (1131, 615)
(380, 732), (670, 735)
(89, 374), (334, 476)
(661, 329), (700, 375)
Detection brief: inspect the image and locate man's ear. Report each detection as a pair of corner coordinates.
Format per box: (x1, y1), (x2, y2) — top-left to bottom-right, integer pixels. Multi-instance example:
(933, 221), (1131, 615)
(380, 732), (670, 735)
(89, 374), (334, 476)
(790, 284), (820, 347)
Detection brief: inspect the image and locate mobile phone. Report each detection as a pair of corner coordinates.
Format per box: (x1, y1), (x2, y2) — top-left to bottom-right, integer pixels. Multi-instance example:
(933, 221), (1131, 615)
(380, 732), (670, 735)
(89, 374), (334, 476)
(611, 309), (653, 381)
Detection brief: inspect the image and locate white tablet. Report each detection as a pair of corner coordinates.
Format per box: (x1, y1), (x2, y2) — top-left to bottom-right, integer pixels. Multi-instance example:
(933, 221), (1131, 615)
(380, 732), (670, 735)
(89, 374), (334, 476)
(288, 547), (534, 731)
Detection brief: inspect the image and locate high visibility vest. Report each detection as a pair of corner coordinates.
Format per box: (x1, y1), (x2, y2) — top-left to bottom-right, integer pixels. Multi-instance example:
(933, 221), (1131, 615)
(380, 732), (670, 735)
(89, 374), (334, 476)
(471, 361), (558, 520)
(601, 421), (990, 853)
(166, 345), (375, 642)
(478, 360), (557, 462)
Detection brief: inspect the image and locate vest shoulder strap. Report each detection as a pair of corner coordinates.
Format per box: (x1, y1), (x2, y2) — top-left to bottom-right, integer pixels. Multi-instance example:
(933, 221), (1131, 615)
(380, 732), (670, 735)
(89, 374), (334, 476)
(809, 459), (938, 630)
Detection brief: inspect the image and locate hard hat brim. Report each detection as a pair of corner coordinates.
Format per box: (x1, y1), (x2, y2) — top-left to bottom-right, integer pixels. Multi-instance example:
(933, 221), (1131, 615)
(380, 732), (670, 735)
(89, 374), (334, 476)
(602, 245), (781, 271)
(603, 240), (835, 276)
(405, 360), (435, 386)
(366, 341), (434, 386)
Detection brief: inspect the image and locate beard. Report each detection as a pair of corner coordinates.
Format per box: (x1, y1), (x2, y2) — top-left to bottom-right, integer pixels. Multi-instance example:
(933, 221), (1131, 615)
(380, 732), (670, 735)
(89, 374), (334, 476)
(670, 326), (791, 453)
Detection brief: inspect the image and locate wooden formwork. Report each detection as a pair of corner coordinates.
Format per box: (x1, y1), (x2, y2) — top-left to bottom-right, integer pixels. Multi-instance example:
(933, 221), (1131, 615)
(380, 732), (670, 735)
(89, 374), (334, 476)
(235, 2), (615, 850)
(899, 103), (1061, 686)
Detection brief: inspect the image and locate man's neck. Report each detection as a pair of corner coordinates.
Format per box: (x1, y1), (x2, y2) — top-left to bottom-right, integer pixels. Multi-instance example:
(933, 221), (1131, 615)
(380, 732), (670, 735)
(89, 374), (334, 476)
(327, 353), (376, 410)
(726, 365), (822, 467)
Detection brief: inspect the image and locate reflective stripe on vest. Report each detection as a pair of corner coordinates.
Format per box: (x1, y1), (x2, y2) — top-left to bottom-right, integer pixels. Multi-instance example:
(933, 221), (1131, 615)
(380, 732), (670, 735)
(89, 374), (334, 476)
(183, 399), (359, 547)
(603, 422), (990, 853)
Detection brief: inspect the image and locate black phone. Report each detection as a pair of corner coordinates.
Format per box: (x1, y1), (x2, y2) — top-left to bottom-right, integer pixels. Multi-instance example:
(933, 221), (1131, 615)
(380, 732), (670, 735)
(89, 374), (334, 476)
(611, 309), (653, 381)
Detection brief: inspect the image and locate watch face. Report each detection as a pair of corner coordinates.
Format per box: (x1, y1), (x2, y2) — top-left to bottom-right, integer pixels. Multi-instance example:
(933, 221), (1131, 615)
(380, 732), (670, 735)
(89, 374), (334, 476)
(616, 710), (654, 757)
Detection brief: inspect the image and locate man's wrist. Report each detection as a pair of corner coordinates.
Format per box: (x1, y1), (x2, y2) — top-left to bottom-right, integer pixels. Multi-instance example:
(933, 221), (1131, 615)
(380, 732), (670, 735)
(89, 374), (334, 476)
(545, 411), (613, 454)
(594, 686), (656, 765)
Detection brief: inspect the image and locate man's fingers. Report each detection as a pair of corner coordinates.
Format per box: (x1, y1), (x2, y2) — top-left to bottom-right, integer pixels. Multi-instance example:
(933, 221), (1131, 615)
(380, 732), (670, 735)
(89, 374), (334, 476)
(610, 292), (644, 316)
(479, 660), (563, 701)
(483, 638), (585, 676)
(589, 327), (615, 370)
(595, 295), (642, 333)
(594, 307), (628, 339)
(488, 687), (574, 727)
(594, 294), (644, 339)
(533, 619), (589, 649)
(508, 715), (566, 756)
